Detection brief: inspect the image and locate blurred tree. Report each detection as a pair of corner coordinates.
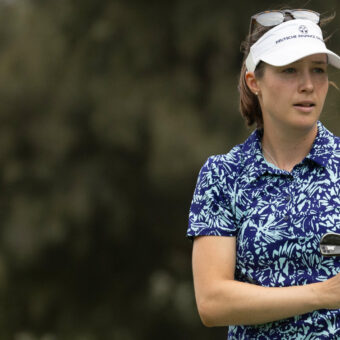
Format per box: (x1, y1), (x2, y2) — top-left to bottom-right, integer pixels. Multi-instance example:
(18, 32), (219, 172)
(0, 0), (337, 339)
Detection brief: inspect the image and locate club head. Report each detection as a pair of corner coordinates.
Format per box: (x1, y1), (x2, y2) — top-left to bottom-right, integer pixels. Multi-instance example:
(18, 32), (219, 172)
(320, 233), (340, 257)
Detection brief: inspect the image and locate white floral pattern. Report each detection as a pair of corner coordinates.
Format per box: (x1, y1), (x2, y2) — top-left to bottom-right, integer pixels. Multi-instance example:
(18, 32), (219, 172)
(187, 121), (340, 339)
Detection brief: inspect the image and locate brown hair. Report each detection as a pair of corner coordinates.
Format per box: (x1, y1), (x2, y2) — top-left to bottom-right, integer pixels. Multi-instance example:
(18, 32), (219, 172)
(238, 12), (335, 129)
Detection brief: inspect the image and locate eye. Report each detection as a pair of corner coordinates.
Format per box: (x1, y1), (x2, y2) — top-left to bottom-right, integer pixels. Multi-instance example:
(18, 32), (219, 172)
(282, 67), (296, 74)
(313, 67), (326, 74)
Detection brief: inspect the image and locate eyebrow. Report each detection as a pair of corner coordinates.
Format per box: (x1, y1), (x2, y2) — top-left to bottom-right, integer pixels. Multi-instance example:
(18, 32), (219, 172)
(292, 60), (327, 66)
(311, 61), (327, 64)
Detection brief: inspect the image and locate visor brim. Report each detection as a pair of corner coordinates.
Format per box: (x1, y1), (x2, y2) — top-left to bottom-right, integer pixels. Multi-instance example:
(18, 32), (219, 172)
(260, 44), (340, 69)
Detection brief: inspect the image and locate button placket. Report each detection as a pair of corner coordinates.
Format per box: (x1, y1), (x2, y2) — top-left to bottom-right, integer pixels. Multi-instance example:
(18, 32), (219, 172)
(282, 176), (293, 223)
(283, 215), (290, 222)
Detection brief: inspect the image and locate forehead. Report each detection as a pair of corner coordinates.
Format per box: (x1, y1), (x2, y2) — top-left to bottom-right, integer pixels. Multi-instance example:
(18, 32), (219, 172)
(284, 53), (327, 66)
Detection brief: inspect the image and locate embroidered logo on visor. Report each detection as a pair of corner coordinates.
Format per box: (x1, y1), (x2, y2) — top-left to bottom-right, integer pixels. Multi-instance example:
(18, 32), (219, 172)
(299, 25), (308, 34)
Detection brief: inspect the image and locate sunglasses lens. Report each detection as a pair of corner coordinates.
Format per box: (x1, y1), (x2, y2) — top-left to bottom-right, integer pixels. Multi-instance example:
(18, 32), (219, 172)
(255, 12), (284, 26)
(291, 10), (320, 23)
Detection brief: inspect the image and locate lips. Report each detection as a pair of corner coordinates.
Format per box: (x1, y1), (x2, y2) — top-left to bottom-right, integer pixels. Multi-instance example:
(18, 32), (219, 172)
(293, 101), (315, 108)
(293, 101), (316, 113)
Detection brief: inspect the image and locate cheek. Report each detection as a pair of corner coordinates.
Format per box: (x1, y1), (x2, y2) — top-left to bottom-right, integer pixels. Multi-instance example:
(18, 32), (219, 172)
(323, 82), (329, 97)
(261, 84), (291, 108)
(318, 82), (329, 103)
(316, 76), (329, 92)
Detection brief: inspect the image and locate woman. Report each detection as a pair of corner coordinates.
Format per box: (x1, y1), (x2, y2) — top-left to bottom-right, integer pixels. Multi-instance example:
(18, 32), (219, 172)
(187, 9), (340, 339)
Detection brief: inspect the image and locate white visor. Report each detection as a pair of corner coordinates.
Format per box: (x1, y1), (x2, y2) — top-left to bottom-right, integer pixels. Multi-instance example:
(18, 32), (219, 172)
(246, 19), (340, 72)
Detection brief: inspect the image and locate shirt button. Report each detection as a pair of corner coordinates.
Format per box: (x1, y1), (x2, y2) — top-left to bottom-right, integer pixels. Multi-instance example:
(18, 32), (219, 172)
(283, 215), (289, 221)
(284, 194), (291, 202)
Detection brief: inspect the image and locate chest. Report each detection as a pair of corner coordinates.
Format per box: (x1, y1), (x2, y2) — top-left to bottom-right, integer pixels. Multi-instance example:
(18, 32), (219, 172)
(234, 166), (340, 283)
(236, 166), (340, 232)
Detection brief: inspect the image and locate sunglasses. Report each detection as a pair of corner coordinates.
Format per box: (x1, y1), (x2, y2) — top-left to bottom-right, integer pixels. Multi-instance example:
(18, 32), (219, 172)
(249, 9), (320, 35)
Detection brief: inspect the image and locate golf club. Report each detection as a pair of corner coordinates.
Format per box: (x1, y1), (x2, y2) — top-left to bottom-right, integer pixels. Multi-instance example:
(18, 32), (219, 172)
(320, 233), (340, 257)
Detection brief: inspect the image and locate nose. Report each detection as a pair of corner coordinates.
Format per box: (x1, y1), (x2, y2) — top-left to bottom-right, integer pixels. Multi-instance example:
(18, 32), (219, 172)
(298, 70), (314, 93)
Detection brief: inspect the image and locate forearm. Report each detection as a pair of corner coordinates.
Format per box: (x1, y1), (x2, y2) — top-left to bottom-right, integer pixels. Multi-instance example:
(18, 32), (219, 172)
(192, 236), (334, 327)
(196, 279), (321, 326)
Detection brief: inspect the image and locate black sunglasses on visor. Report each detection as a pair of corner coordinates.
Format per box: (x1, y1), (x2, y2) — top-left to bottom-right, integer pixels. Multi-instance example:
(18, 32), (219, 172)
(249, 9), (320, 35)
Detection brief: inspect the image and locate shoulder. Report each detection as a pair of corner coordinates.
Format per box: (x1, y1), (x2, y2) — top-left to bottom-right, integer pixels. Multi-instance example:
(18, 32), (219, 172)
(322, 124), (340, 159)
(333, 135), (340, 149)
(314, 122), (340, 162)
(203, 145), (242, 170)
(332, 136), (340, 163)
(200, 129), (260, 182)
(318, 121), (339, 146)
(201, 144), (246, 181)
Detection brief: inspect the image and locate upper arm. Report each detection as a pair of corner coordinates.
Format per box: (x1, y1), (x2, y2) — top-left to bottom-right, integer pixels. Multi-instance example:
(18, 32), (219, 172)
(187, 155), (239, 239)
(192, 236), (236, 304)
(187, 156), (239, 324)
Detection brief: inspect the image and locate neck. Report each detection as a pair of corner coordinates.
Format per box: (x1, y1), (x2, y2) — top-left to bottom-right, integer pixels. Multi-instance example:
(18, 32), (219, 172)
(261, 123), (318, 172)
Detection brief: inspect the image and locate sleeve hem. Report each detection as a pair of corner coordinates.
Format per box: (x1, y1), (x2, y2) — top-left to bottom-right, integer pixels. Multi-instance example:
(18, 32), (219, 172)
(186, 227), (237, 241)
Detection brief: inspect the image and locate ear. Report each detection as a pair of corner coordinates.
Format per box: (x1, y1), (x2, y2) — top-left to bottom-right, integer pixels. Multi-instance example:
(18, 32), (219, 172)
(245, 71), (261, 95)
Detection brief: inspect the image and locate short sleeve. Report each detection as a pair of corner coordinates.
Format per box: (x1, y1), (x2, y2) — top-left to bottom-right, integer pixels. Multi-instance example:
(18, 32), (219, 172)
(187, 155), (238, 239)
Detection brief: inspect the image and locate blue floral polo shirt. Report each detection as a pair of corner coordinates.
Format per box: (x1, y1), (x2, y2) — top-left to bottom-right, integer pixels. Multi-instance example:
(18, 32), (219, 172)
(187, 121), (340, 339)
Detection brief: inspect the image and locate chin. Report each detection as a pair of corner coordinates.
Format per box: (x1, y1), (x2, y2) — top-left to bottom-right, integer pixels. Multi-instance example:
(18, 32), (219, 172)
(289, 116), (319, 132)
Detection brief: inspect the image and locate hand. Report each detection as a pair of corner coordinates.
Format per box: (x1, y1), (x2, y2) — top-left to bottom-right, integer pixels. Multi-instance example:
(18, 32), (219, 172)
(315, 272), (340, 309)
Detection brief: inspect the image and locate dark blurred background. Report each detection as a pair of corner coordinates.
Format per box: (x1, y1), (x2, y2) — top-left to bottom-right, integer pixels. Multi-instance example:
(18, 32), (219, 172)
(0, 0), (339, 339)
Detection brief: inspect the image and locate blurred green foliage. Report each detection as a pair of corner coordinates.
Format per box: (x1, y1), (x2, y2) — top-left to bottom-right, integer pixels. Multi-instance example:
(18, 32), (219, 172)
(0, 0), (338, 339)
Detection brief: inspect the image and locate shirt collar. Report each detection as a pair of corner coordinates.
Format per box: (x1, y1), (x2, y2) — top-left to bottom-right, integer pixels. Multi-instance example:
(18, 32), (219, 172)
(240, 121), (335, 183)
(305, 121), (335, 167)
(241, 128), (279, 183)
